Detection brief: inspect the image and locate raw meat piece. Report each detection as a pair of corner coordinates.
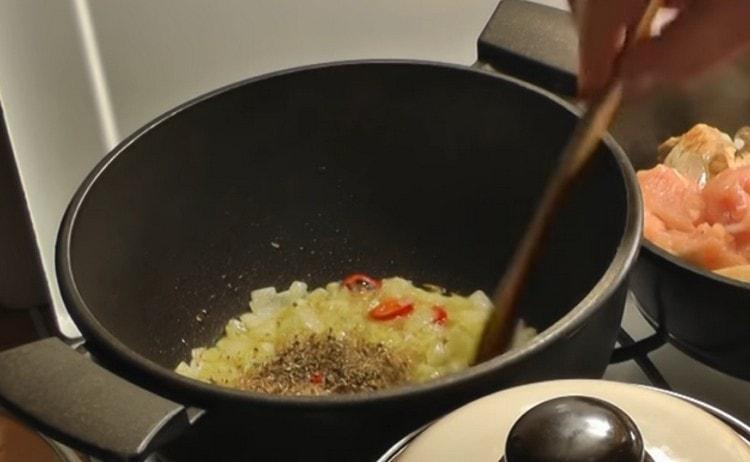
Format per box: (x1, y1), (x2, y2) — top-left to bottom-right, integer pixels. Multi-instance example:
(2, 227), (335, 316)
(667, 223), (746, 270)
(638, 165), (704, 233)
(660, 123), (737, 187)
(639, 165), (748, 269)
(703, 166), (750, 249)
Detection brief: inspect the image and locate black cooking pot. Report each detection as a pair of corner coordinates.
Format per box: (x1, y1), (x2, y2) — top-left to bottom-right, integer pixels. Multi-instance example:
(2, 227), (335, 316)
(626, 164), (750, 381)
(0, 1), (642, 461)
(608, 55), (750, 380)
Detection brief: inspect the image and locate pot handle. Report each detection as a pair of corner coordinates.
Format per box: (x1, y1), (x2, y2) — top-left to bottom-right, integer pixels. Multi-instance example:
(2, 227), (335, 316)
(476, 0), (578, 97)
(0, 337), (192, 461)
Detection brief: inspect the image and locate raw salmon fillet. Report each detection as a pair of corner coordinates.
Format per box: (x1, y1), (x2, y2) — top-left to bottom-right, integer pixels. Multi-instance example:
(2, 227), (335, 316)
(638, 123), (750, 276)
(638, 165), (748, 269)
(666, 223), (745, 270)
(638, 165), (704, 233)
(703, 166), (750, 250)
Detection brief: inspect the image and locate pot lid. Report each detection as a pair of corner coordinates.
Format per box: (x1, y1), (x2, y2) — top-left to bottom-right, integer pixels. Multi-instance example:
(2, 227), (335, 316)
(389, 380), (750, 462)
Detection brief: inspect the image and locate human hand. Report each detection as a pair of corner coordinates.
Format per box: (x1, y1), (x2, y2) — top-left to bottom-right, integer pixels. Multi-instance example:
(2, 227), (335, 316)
(570, 0), (750, 99)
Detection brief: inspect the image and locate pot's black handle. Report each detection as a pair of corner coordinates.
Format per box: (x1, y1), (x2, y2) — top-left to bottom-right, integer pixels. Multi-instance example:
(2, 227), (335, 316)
(477, 0), (578, 97)
(0, 338), (192, 461)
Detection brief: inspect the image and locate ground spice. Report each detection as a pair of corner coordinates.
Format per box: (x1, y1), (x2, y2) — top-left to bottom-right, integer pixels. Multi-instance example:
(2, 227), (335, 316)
(238, 332), (409, 395)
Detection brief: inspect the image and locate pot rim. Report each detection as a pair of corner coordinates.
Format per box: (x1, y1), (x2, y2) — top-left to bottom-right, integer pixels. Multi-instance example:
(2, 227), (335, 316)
(56, 59), (643, 409)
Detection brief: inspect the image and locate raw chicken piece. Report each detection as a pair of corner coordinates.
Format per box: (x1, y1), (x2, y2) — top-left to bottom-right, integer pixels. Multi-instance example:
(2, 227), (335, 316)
(703, 166), (750, 248)
(643, 214), (744, 269)
(660, 124), (737, 187)
(657, 136), (680, 160)
(668, 223), (746, 270)
(637, 165), (704, 233)
(643, 209), (668, 246)
(639, 124), (750, 281)
(734, 126), (750, 166)
(639, 164), (748, 269)
(642, 210), (678, 254)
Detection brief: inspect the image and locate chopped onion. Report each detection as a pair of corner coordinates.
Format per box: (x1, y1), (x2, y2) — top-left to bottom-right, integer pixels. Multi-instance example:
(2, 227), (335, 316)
(176, 278), (536, 389)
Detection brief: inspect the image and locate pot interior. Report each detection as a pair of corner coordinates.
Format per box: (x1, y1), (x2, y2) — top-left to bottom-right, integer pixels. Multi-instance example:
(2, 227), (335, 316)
(63, 62), (630, 370)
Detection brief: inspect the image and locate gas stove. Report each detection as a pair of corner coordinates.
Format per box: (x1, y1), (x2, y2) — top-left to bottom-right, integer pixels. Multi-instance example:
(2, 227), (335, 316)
(1, 0), (749, 460)
(608, 294), (750, 423)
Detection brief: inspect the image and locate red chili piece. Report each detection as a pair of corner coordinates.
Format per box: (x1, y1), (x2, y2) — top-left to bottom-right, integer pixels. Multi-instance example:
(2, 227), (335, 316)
(310, 371), (324, 384)
(343, 273), (382, 291)
(432, 306), (448, 325)
(369, 299), (414, 321)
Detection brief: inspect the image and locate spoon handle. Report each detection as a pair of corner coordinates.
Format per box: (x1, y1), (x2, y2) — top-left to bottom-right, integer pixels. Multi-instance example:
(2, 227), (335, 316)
(475, 0), (662, 363)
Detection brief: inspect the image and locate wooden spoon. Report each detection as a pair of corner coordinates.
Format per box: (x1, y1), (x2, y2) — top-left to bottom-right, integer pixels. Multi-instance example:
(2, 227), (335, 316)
(474, 0), (663, 364)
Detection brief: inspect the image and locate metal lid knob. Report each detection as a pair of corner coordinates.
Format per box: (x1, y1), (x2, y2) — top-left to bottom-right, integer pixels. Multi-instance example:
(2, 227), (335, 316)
(504, 396), (647, 462)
